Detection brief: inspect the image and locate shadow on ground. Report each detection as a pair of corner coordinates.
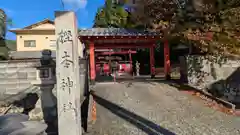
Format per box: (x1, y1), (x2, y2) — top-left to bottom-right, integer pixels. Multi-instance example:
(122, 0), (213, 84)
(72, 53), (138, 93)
(13, 93), (39, 115)
(91, 92), (176, 135)
(81, 96), (90, 132)
(169, 82), (199, 92)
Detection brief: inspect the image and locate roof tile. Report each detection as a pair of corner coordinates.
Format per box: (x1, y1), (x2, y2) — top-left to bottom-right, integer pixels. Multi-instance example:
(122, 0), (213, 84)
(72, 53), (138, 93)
(79, 28), (161, 37)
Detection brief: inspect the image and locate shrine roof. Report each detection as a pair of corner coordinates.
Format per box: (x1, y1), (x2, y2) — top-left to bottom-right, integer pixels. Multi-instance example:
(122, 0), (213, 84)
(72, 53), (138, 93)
(79, 28), (162, 37)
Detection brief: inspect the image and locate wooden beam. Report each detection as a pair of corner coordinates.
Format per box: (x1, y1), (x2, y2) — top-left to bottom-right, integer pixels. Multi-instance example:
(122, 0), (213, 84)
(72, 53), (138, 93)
(94, 43), (156, 49)
(96, 51), (137, 55)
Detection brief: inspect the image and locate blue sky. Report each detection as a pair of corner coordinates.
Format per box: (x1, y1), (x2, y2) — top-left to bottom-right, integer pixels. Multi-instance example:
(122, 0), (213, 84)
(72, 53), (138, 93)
(1, 0), (105, 40)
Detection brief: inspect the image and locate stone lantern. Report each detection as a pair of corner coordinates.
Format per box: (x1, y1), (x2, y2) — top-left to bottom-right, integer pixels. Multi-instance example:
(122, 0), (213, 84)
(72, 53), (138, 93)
(136, 61), (140, 76)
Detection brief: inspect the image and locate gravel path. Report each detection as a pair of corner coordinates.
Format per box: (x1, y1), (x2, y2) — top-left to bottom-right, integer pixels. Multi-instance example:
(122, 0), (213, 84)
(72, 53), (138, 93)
(86, 81), (240, 135)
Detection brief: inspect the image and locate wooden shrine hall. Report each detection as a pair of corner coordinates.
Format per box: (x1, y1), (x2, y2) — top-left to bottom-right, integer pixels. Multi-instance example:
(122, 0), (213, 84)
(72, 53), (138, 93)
(78, 28), (171, 83)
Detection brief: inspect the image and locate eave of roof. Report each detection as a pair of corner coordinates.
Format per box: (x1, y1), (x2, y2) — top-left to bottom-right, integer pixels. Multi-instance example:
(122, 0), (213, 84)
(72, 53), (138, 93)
(79, 28), (162, 37)
(9, 18), (54, 33)
(9, 29), (55, 34)
(23, 19), (54, 29)
(78, 28), (163, 43)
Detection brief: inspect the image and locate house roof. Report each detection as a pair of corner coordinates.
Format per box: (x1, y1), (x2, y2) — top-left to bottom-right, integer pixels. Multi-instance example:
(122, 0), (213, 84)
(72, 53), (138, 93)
(23, 19), (54, 29)
(79, 28), (162, 44)
(9, 19), (55, 33)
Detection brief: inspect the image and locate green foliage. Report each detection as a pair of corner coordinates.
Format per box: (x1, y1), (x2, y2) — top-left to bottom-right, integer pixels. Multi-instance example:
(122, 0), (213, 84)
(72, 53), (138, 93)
(0, 8), (13, 60)
(93, 0), (138, 28)
(0, 9), (6, 39)
(133, 0), (240, 58)
(94, 0), (240, 58)
(0, 39), (16, 60)
(5, 40), (16, 51)
(191, 6), (240, 58)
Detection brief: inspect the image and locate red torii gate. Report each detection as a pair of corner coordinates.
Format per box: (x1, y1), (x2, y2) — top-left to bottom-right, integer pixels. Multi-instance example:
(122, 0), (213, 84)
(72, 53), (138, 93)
(78, 28), (171, 83)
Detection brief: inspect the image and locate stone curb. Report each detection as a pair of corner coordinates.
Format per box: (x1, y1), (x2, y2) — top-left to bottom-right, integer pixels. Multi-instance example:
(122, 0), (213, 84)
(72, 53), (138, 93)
(176, 83), (239, 116)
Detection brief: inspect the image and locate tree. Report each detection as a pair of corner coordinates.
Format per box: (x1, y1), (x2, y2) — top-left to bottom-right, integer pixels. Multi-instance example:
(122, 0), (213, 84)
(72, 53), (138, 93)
(0, 9), (13, 60)
(93, 0), (136, 28)
(132, 0), (240, 58)
(0, 9), (6, 39)
(94, 0), (240, 58)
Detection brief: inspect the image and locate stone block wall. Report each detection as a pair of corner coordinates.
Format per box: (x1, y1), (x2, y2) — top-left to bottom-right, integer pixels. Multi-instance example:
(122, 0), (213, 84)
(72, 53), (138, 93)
(186, 55), (240, 104)
(0, 60), (57, 120)
(0, 58), (87, 121)
(0, 60), (41, 104)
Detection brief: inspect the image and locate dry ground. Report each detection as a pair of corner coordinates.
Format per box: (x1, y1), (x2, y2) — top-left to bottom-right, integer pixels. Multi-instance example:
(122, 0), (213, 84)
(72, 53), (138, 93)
(85, 81), (240, 135)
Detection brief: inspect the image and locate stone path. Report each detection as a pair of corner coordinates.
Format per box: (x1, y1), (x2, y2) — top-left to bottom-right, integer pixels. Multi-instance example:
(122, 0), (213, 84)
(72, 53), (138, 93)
(86, 81), (240, 135)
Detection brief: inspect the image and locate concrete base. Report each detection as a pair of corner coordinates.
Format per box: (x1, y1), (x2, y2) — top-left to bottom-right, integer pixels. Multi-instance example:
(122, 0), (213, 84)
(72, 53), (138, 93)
(87, 94), (94, 123)
(90, 80), (95, 85)
(180, 74), (188, 83)
(151, 75), (155, 79)
(165, 74), (171, 80)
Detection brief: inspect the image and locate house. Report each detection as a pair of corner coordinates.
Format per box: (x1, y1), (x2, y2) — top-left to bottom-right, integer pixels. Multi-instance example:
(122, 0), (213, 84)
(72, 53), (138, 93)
(10, 19), (56, 52)
(9, 19), (84, 60)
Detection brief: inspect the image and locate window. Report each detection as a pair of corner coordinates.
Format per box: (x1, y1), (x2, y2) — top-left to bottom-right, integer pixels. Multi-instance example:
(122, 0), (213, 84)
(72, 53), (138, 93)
(49, 40), (56, 47)
(40, 68), (50, 78)
(37, 68), (51, 80)
(24, 40), (36, 47)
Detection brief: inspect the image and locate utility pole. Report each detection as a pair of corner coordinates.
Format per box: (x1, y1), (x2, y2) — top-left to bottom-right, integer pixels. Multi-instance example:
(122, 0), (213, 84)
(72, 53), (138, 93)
(55, 11), (82, 135)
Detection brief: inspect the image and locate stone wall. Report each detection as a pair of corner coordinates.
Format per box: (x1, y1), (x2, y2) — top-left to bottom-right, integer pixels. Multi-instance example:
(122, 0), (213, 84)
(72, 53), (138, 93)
(187, 55), (240, 104)
(0, 60), (41, 103)
(0, 58), (87, 121)
(0, 60), (57, 121)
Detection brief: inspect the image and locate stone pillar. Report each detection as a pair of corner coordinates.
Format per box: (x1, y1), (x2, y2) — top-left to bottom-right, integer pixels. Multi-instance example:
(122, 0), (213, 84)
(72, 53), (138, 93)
(55, 11), (81, 135)
(78, 40), (84, 58)
(136, 61), (140, 76)
(38, 50), (57, 128)
(179, 55), (188, 83)
(40, 85), (57, 125)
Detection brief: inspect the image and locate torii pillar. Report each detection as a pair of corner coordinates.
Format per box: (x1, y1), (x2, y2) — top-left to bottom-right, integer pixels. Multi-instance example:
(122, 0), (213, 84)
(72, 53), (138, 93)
(150, 45), (155, 78)
(89, 42), (96, 84)
(164, 40), (171, 80)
